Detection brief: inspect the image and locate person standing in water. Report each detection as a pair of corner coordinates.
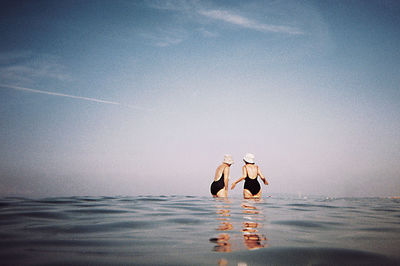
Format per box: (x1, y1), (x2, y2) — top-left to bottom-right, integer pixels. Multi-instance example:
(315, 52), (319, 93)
(231, 153), (269, 199)
(210, 155), (234, 197)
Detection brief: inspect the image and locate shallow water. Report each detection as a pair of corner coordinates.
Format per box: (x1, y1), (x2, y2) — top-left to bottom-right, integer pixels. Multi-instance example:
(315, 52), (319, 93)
(0, 195), (399, 265)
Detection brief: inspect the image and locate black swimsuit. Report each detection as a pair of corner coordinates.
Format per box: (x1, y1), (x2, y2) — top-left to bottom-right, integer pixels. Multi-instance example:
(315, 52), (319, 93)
(210, 173), (225, 196)
(244, 166), (260, 195)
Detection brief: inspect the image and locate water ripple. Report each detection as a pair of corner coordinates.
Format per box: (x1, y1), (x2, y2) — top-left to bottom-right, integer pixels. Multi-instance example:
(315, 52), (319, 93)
(0, 195), (399, 265)
(272, 220), (343, 229)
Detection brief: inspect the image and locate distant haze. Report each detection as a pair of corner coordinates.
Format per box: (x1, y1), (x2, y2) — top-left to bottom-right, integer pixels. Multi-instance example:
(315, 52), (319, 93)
(1, 0), (399, 198)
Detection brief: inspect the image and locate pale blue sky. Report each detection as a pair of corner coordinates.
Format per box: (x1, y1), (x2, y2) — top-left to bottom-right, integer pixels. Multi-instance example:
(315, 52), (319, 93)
(1, 0), (399, 197)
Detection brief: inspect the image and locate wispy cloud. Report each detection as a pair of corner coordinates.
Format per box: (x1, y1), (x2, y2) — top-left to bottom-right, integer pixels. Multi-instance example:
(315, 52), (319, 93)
(0, 51), (71, 85)
(144, 1), (303, 44)
(142, 0), (304, 47)
(140, 29), (186, 47)
(198, 9), (303, 35)
(0, 84), (148, 111)
(146, 0), (198, 11)
(198, 27), (218, 38)
(0, 51), (32, 63)
(154, 35), (184, 47)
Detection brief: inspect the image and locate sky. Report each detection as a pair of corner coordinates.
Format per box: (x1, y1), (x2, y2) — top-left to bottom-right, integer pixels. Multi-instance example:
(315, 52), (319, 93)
(0, 0), (399, 198)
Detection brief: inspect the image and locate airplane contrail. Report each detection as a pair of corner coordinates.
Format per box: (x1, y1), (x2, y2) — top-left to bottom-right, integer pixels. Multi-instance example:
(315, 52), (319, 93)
(0, 84), (148, 111)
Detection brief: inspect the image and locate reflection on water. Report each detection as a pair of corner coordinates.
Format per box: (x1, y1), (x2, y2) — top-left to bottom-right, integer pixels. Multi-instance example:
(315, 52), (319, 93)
(241, 202), (268, 250)
(1, 196), (398, 265)
(210, 199), (268, 254)
(210, 233), (231, 253)
(210, 199), (233, 253)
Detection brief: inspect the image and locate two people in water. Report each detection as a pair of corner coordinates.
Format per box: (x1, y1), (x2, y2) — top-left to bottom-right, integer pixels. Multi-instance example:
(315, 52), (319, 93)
(210, 153), (269, 199)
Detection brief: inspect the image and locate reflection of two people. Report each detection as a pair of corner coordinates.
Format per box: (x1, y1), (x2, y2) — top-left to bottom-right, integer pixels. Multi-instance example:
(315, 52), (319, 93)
(241, 203), (268, 250)
(211, 201), (268, 253)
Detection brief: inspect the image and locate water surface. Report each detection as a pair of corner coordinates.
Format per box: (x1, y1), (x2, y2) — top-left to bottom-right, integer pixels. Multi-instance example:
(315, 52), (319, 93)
(0, 195), (399, 265)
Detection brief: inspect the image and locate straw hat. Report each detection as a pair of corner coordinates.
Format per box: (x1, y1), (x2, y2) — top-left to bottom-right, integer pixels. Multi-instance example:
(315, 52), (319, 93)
(243, 153), (255, 164)
(223, 154), (234, 165)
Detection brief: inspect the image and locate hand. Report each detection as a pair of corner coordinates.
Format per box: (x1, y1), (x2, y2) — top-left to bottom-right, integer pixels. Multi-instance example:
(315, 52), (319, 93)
(231, 183), (236, 190)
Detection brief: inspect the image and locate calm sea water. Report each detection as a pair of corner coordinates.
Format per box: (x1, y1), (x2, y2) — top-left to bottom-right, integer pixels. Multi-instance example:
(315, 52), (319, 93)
(0, 195), (399, 265)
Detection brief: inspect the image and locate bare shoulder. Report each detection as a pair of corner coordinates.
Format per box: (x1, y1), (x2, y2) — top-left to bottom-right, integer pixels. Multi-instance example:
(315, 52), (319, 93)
(217, 164), (225, 170)
(218, 164), (229, 173)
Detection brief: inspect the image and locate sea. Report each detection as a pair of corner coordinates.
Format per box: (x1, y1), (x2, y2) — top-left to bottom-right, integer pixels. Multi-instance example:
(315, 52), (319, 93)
(0, 195), (399, 266)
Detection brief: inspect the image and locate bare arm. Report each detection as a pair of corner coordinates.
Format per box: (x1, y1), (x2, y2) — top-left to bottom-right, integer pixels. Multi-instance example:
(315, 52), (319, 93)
(258, 167), (268, 185)
(223, 166), (230, 191)
(231, 166), (247, 190)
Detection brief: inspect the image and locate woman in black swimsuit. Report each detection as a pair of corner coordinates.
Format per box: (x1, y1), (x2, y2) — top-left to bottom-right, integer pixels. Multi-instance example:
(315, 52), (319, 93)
(210, 155), (234, 197)
(231, 153), (269, 199)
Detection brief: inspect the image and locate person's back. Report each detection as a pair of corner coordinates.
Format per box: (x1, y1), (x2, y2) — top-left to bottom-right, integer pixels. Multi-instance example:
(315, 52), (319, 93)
(244, 164), (258, 179)
(231, 153), (269, 199)
(214, 164), (226, 182)
(210, 155), (234, 197)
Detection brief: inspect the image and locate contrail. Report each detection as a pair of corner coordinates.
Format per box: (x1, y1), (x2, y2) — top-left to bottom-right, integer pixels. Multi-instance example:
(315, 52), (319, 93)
(0, 84), (148, 111)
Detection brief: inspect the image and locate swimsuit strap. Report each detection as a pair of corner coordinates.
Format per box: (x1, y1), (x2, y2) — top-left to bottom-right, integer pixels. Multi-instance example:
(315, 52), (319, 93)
(219, 165), (227, 180)
(245, 165), (257, 179)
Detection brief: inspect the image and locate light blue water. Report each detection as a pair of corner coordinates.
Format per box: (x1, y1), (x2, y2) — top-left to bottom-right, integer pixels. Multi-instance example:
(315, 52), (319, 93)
(0, 195), (399, 265)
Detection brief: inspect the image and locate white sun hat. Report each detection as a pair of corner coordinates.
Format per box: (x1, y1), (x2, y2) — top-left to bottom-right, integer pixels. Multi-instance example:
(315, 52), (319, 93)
(243, 153), (255, 164)
(223, 154), (234, 165)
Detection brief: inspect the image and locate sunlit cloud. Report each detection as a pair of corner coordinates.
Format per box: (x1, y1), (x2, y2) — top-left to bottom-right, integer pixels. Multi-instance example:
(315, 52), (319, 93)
(198, 9), (303, 35)
(0, 84), (149, 111)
